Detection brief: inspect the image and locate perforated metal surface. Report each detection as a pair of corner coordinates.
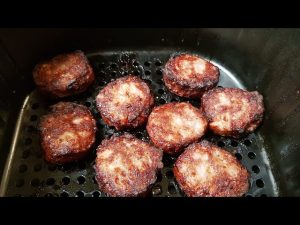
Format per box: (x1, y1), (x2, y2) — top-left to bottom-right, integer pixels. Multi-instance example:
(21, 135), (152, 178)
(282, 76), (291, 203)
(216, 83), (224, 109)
(0, 51), (278, 197)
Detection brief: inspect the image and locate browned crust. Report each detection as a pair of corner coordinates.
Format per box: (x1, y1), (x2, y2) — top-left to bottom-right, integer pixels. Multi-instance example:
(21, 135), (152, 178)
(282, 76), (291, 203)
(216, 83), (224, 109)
(163, 54), (219, 98)
(146, 102), (208, 154)
(39, 102), (96, 164)
(94, 133), (163, 197)
(201, 87), (264, 138)
(174, 140), (249, 197)
(33, 50), (95, 98)
(96, 75), (154, 130)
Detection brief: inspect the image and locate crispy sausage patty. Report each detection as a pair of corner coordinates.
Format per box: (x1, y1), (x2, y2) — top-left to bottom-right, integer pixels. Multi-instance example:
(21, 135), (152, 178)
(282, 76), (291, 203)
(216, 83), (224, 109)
(33, 50), (94, 98)
(96, 75), (154, 130)
(163, 54), (219, 98)
(201, 87), (264, 138)
(94, 134), (163, 197)
(146, 102), (208, 154)
(174, 140), (249, 197)
(39, 102), (96, 164)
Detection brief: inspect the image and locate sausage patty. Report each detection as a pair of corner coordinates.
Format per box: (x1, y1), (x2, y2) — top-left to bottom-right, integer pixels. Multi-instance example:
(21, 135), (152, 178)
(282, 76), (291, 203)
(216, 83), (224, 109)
(174, 140), (249, 197)
(201, 87), (264, 138)
(33, 50), (94, 98)
(96, 75), (154, 130)
(39, 102), (96, 164)
(146, 102), (208, 154)
(94, 134), (163, 197)
(163, 54), (219, 98)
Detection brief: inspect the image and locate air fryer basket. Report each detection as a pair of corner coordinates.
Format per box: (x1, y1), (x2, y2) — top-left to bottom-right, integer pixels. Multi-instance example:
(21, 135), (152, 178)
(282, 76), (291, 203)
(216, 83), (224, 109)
(0, 28), (299, 196)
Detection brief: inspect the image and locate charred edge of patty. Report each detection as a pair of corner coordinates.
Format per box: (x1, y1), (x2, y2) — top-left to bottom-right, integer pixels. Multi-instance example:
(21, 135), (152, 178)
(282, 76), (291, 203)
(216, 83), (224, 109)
(96, 75), (154, 130)
(201, 88), (264, 138)
(146, 102), (208, 155)
(94, 133), (163, 196)
(39, 102), (96, 164)
(173, 140), (250, 197)
(33, 50), (95, 98)
(163, 54), (220, 87)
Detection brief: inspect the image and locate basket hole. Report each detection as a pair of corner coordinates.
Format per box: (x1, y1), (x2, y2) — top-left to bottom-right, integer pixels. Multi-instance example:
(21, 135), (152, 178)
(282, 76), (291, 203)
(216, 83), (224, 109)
(231, 140), (238, 147)
(122, 71), (128, 76)
(48, 164), (57, 171)
(157, 170), (162, 182)
(84, 102), (91, 107)
(77, 176), (85, 185)
(152, 185), (162, 196)
(155, 60), (162, 66)
(145, 70), (151, 75)
(171, 98), (177, 102)
(245, 194), (253, 197)
(144, 61), (151, 67)
(121, 62), (127, 67)
(110, 63), (118, 69)
(248, 152), (256, 159)
(44, 193), (53, 197)
(62, 177), (70, 185)
(99, 80), (106, 86)
(76, 191), (84, 197)
(31, 103), (39, 109)
(19, 164), (27, 173)
(133, 61), (139, 66)
(168, 184), (177, 195)
(25, 138), (32, 145)
(46, 178), (55, 186)
(92, 176), (97, 184)
(158, 89), (164, 95)
(256, 179), (264, 188)
(133, 70), (140, 75)
(92, 191), (101, 197)
(60, 192), (69, 197)
(166, 170), (174, 179)
(16, 179), (24, 187)
(244, 139), (251, 146)
(144, 79), (152, 85)
(111, 71), (117, 77)
(31, 178), (40, 187)
(235, 153), (242, 160)
(30, 115), (38, 121)
(159, 99), (166, 104)
(252, 165), (260, 174)
(156, 69), (162, 75)
(135, 132), (143, 139)
(217, 141), (225, 147)
(22, 150), (30, 159)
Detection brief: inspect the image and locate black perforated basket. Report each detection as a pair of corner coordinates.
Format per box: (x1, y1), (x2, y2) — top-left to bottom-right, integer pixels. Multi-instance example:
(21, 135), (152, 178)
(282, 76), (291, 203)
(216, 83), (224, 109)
(0, 50), (278, 197)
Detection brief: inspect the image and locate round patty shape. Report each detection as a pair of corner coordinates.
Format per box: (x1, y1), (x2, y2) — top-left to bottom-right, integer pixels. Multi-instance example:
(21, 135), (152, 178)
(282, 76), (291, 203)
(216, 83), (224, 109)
(201, 87), (264, 138)
(39, 102), (96, 164)
(146, 102), (208, 154)
(174, 140), (249, 197)
(96, 75), (154, 130)
(163, 54), (219, 98)
(33, 50), (95, 98)
(95, 134), (163, 197)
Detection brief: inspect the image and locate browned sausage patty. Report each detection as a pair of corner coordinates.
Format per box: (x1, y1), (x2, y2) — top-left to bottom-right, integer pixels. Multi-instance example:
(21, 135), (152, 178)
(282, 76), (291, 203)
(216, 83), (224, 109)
(94, 134), (163, 197)
(174, 140), (249, 197)
(96, 75), (154, 130)
(39, 102), (96, 164)
(163, 54), (219, 98)
(201, 87), (264, 138)
(146, 102), (208, 154)
(33, 50), (94, 98)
